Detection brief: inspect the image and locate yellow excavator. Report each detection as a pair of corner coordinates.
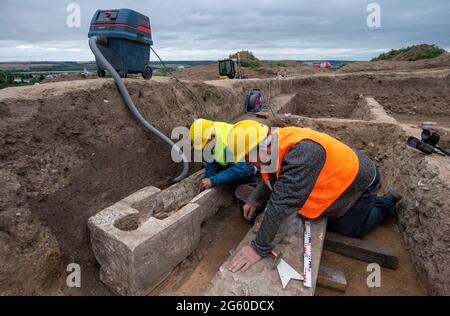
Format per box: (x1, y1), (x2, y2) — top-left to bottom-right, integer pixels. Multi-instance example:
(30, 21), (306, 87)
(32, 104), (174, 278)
(219, 52), (242, 80)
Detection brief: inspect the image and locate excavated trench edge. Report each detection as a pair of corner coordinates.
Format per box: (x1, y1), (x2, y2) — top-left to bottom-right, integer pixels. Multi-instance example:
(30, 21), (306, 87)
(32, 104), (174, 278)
(2, 76), (447, 295)
(89, 89), (449, 295)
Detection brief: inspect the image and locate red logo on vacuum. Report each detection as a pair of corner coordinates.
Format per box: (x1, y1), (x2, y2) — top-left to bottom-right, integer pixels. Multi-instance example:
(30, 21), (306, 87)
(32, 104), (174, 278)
(138, 19), (150, 27)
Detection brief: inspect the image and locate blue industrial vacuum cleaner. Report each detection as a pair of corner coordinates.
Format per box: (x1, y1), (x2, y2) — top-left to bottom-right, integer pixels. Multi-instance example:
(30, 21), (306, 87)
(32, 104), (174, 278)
(87, 9), (189, 181)
(88, 9), (154, 79)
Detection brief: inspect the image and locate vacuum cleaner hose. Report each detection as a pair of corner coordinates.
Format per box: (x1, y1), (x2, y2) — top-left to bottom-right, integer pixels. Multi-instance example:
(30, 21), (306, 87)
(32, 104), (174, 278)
(89, 36), (189, 182)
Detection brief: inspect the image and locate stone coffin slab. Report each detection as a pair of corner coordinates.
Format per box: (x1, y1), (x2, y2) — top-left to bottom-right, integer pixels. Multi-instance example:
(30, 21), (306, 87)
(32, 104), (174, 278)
(88, 171), (233, 296)
(206, 217), (327, 296)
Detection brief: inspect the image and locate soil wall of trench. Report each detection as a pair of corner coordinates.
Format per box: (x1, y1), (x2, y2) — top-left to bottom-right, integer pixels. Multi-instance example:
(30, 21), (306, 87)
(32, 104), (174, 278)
(277, 72), (450, 121)
(1, 74), (449, 295)
(0, 78), (282, 295)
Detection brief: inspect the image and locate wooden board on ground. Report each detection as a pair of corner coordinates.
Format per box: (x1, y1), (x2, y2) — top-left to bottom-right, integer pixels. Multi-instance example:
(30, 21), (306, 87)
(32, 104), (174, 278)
(317, 265), (347, 292)
(324, 232), (399, 269)
(205, 217), (328, 296)
(256, 111), (270, 119)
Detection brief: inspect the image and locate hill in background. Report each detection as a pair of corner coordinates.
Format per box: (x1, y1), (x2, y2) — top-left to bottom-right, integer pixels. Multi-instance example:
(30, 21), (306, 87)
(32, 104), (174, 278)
(372, 44), (446, 62)
(338, 44), (449, 73)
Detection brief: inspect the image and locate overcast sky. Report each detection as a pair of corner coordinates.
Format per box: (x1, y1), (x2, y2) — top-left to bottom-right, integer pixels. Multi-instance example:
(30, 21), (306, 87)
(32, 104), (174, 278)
(0, 0), (449, 61)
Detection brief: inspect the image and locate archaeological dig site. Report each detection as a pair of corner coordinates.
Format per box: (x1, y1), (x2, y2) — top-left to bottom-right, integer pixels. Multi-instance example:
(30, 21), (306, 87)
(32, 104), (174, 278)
(0, 0), (449, 309)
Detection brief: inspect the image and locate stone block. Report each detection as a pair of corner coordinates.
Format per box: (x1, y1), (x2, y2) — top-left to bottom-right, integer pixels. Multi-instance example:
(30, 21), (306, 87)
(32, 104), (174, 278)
(88, 171), (233, 295)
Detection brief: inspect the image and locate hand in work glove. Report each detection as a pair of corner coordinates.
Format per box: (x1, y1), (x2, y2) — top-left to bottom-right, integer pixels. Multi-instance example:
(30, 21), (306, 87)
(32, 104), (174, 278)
(228, 245), (261, 273)
(242, 203), (257, 221)
(200, 178), (212, 189)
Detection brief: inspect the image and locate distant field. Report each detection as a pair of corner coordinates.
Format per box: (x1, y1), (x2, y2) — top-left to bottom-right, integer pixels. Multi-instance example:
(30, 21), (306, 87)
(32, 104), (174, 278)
(0, 60), (217, 73)
(13, 70), (83, 75)
(0, 60), (355, 75)
(0, 61), (97, 72)
(0, 63), (61, 71)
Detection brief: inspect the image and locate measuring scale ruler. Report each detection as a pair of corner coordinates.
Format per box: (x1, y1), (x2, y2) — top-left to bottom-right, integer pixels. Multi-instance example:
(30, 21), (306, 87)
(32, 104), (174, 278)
(303, 220), (312, 288)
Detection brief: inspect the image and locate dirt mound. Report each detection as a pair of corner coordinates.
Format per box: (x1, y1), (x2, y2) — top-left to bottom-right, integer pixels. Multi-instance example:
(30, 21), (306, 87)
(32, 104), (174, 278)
(0, 78), (246, 295)
(388, 44), (435, 61)
(229, 50), (258, 61)
(172, 63), (219, 81)
(338, 52), (450, 73)
(174, 61), (319, 81)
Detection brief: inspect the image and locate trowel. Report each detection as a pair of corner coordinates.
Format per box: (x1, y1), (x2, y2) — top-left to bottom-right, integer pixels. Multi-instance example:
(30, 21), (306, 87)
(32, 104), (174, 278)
(269, 251), (303, 288)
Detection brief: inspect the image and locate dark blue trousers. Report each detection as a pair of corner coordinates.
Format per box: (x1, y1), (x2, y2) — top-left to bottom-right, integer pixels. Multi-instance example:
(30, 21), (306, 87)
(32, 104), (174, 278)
(327, 169), (396, 238)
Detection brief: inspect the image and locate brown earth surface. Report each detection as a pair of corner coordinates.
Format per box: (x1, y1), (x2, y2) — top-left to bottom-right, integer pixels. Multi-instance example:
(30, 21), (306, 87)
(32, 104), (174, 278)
(337, 52), (450, 73)
(153, 212), (427, 296)
(278, 71), (450, 128)
(1, 68), (449, 296)
(173, 61), (320, 81)
(0, 78), (245, 295)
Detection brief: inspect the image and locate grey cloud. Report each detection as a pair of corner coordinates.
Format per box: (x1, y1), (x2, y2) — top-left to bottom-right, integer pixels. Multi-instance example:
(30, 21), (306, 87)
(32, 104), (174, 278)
(0, 0), (448, 61)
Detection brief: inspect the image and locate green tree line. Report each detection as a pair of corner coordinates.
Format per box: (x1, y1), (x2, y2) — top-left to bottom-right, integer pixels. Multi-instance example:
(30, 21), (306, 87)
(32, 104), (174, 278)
(0, 70), (43, 89)
(0, 70), (14, 84)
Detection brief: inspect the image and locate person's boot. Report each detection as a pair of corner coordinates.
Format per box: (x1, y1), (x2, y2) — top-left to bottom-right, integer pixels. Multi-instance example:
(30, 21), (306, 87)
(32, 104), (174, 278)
(384, 189), (402, 204)
(383, 189), (402, 218)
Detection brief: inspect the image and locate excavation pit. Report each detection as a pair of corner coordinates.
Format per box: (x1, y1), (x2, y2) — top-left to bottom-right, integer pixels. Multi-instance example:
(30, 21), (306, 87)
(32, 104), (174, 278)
(1, 73), (449, 296)
(112, 114), (449, 296)
(153, 113), (448, 296)
(276, 73), (450, 128)
(278, 91), (367, 119)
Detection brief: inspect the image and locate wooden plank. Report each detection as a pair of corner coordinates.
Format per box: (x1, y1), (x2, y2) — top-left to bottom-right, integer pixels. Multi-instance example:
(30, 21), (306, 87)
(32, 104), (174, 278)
(317, 265), (347, 293)
(256, 111), (270, 119)
(206, 217), (328, 296)
(324, 232), (399, 269)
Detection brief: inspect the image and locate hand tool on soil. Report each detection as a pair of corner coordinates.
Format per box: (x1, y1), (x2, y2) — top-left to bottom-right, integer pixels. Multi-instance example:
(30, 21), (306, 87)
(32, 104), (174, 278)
(407, 136), (446, 156)
(88, 9), (189, 182)
(269, 251), (303, 289)
(421, 129), (450, 156)
(303, 220), (312, 288)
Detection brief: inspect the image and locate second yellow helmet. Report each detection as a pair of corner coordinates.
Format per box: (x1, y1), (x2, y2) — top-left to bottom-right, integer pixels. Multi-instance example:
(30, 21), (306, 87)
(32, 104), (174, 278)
(189, 119), (214, 150)
(227, 120), (269, 162)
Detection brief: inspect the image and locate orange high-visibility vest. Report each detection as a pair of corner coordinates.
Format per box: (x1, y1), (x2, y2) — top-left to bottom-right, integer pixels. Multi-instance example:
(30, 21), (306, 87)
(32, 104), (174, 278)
(261, 127), (359, 219)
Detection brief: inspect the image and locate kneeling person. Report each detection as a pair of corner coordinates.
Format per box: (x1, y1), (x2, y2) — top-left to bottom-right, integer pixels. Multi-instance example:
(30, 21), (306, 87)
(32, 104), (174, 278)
(227, 120), (402, 273)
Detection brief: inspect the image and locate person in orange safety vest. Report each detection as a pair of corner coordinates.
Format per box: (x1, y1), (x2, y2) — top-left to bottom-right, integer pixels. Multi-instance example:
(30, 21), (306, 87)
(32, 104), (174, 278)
(227, 120), (402, 273)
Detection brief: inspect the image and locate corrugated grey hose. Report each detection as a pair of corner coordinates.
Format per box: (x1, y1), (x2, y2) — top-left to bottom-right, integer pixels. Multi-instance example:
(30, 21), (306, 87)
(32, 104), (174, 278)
(89, 36), (189, 182)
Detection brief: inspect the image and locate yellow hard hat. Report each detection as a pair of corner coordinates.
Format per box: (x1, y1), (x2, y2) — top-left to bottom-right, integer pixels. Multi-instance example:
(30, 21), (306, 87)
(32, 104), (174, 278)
(190, 119), (214, 150)
(227, 120), (269, 162)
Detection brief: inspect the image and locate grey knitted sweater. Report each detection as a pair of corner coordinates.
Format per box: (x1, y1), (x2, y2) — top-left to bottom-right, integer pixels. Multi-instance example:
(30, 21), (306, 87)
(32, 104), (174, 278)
(247, 140), (376, 257)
